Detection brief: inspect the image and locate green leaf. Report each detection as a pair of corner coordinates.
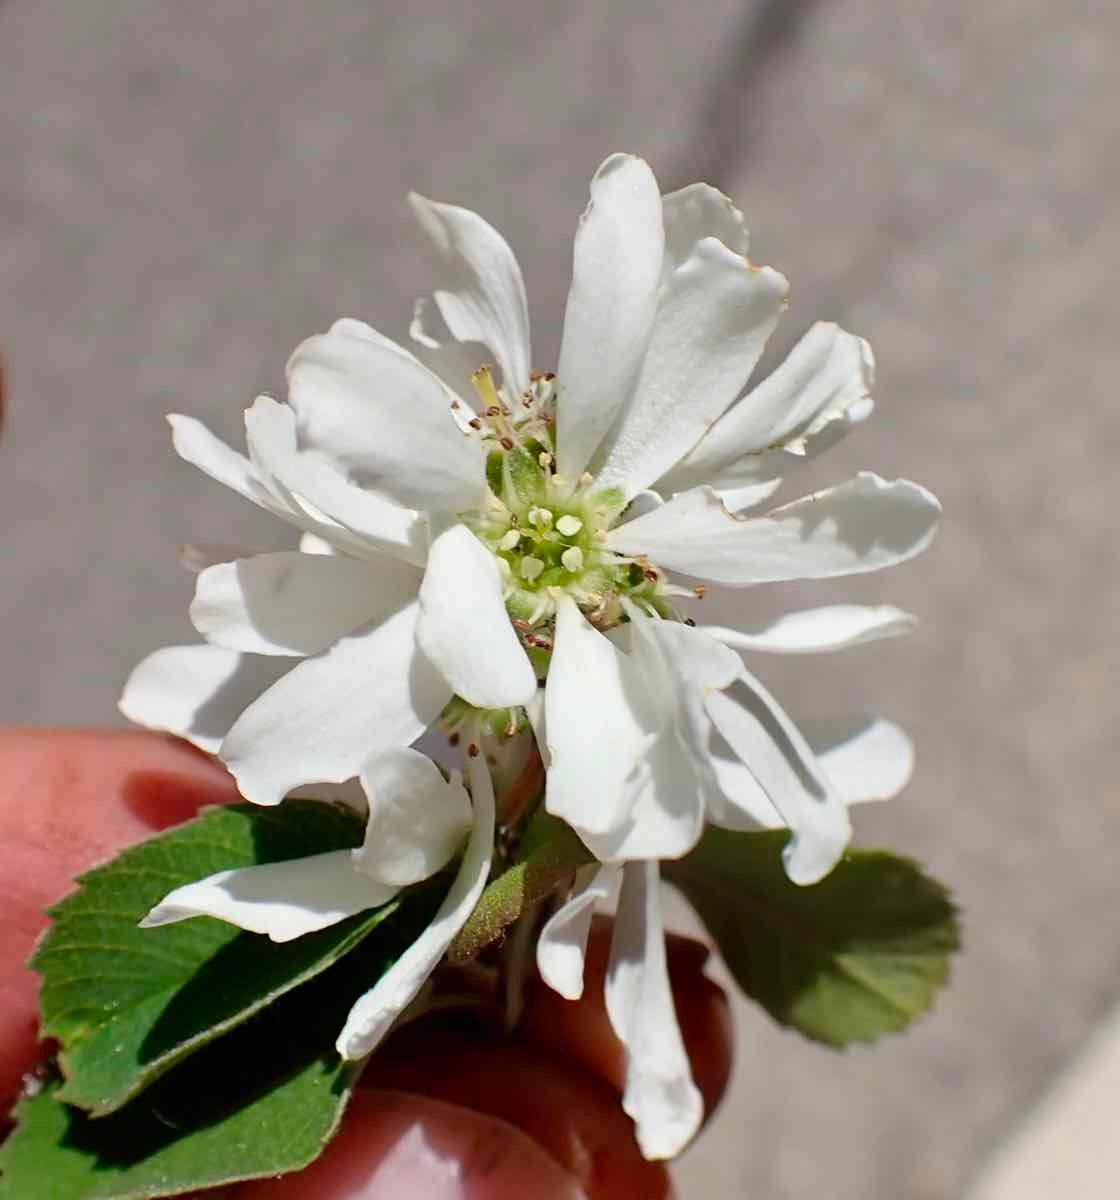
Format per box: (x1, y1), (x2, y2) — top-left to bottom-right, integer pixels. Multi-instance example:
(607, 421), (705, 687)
(1, 906), (438, 1199)
(665, 828), (960, 1047)
(33, 800), (398, 1116)
(447, 811), (593, 963)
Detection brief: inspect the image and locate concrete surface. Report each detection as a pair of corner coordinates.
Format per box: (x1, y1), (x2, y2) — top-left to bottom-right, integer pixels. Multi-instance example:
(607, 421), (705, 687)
(1, 2), (1117, 1196)
(966, 1000), (1120, 1200)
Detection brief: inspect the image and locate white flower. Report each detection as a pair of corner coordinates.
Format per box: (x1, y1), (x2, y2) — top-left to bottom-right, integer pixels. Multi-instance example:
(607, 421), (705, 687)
(121, 152), (937, 825)
(123, 152), (940, 1160)
(140, 745), (495, 1062)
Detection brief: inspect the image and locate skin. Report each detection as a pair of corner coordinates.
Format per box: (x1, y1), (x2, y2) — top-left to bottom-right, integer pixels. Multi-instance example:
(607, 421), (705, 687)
(0, 730), (732, 1199)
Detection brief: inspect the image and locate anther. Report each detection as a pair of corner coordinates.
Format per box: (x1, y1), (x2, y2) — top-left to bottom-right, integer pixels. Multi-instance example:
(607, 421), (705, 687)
(500, 436), (515, 450)
(520, 556), (545, 581)
(694, 585), (707, 599)
(468, 417), (482, 430)
(449, 731), (461, 746)
(561, 546), (584, 573)
(467, 743), (480, 758)
(556, 514), (582, 536)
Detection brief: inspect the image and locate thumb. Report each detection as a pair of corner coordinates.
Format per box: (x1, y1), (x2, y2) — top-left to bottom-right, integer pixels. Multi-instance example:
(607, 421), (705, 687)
(0, 728), (238, 1106)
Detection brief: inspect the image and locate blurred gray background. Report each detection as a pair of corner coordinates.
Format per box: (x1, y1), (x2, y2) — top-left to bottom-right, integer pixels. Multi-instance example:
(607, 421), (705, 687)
(1, 2), (1117, 1196)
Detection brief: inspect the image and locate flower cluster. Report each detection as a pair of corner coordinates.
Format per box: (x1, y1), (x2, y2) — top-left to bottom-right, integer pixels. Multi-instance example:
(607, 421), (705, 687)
(122, 153), (940, 1160)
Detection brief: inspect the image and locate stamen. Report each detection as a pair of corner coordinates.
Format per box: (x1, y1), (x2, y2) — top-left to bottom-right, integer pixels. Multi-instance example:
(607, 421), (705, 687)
(471, 365), (501, 411)
(497, 529), (521, 551)
(561, 546), (584, 573)
(555, 514), (582, 536)
(520, 556), (545, 581)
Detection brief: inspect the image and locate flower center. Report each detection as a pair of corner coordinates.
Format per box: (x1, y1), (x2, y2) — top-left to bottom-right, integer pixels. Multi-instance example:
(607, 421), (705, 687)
(458, 367), (671, 664)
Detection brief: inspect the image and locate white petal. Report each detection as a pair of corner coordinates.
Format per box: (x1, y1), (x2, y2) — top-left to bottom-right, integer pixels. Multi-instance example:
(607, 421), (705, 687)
(191, 551), (420, 657)
(336, 747), (496, 1060)
(536, 865), (620, 1001)
(523, 686), (550, 769)
(220, 601), (450, 806)
(544, 597), (654, 849)
(705, 669), (851, 884)
(119, 644), (290, 754)
(416, 525), (537, 708)
(596, 240), (788, 498)
(663, 323), (875, 495)
(178, 543), (258, 573)
(660, 182), (750, 278)
(606, 861), (703, 1160)
(711, 478), (784, 513)
(628, 615), (739, 799)
(702, 604), (917, 655)
(286, 325), (485, 518)
(555, 154), (665, 481)
(409, 192), (531, 398)
(140, 850), (397, 942)
(802, 716), (914, 805)
(244, 396), (426, 564)
(167, 414), (280, 513)
(607, 474), (942, 586)
(355, 747), (472, 887)
(409, 297), (488, 411)
(299, 531), (337, 555)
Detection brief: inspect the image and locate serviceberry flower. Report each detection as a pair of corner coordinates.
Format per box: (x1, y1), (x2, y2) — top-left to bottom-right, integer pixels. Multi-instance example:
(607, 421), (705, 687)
(122, 151), (941, 1161)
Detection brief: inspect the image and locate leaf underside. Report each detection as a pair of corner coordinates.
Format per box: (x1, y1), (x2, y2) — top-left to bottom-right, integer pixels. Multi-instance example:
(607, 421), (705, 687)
(666, 827), (960, 1047)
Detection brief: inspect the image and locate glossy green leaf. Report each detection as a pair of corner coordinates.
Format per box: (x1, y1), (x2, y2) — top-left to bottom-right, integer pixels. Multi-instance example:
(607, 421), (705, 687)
(1, 908), (436, 1199)
(33, 801), (397, 1115)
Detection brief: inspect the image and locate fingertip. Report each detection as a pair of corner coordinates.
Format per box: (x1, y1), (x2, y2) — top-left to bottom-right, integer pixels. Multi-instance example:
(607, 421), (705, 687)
(234, 1090), (588, 1200)
(0, 730), (237, 1112)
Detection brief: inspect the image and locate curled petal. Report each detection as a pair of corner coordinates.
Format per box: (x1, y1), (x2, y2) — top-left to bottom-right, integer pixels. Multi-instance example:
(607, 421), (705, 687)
(537, 865), (620, 1001)
(661, 182), (750, 273)
(355, 747), (472, 888)
(802, 716), (915, 805)
(336, 748), (496, 1060)
(706, 669), (851, 885)
(409, 192), (532, 398)
(140, 850), (397, 943)
(606, 861), (703, 1160)
(608, 474), (941, 587)
(702, 604), (917, 655)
